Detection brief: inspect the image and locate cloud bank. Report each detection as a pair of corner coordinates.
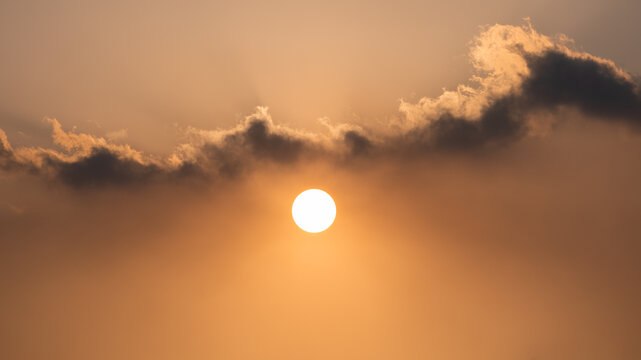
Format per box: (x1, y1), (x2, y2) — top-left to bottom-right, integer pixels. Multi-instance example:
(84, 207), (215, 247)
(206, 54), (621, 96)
(1, 21), (640, 188)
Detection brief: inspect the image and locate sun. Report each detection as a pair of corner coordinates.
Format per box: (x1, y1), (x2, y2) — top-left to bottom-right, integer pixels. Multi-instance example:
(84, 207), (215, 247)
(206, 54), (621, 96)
(292, 189), (336, 233)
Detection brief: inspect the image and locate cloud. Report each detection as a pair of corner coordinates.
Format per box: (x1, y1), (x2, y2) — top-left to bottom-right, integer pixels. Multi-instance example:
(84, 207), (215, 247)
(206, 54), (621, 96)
(0, 129), (15, 170)
(0, 108), (336, 188)
(521, 51), (641, 120)
(394, 21), (641, 152)
(0, 21), (640, 188)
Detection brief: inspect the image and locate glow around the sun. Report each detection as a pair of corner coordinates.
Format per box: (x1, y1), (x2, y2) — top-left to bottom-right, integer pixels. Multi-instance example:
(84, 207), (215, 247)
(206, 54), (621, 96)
(292, 189), (336, 233)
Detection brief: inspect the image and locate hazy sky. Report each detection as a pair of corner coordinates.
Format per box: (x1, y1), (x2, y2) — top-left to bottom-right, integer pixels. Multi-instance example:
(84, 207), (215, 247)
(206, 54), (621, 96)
(1, 0), (640, 152)
(1, 1), (641, 359)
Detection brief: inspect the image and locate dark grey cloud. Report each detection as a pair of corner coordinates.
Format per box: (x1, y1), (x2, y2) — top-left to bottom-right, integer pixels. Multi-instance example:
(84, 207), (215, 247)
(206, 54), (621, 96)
(1, 24), (640, 188)
(390, 49), (641, 153)
(240, 119), (306, 163)
(23, 117), (320, 189)
(52, 149), (167, 188)
(521, 51), (641, 121)
(399, 96), (526, 152)
(343, 130), (373, 156)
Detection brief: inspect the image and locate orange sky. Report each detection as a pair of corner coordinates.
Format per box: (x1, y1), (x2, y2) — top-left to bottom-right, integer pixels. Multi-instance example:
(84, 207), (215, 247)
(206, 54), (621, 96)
(1, 1), (641, 359)
(1, 0), (640, 152)
(3, 124), (641, 359)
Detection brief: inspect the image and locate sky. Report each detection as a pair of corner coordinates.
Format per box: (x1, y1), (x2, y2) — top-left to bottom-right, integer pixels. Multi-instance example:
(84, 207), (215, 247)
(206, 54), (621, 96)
(1, 0), (641, 359)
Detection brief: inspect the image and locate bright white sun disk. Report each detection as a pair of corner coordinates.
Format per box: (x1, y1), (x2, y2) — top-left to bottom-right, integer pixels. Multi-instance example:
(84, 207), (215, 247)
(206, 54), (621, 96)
(292, 189), (336, 233)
